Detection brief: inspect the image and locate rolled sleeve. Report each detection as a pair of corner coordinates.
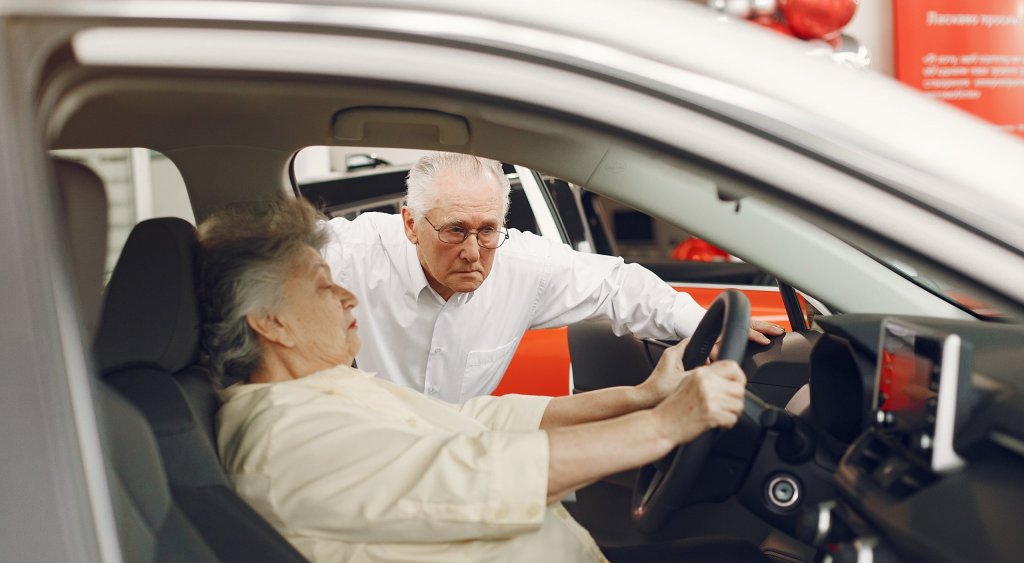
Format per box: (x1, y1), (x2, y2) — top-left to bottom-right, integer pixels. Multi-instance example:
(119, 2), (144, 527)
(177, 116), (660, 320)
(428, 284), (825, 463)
(486, 430), (549, 526)
(458, 394), (552, 431)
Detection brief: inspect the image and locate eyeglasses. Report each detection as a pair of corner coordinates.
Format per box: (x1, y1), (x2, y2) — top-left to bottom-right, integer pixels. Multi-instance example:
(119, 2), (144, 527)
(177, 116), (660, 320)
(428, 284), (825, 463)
(424, 217), (509, 249)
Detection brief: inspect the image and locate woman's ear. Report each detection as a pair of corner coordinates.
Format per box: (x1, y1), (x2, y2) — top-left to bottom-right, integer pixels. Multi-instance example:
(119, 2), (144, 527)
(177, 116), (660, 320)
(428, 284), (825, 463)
(246, 312), (295, 348)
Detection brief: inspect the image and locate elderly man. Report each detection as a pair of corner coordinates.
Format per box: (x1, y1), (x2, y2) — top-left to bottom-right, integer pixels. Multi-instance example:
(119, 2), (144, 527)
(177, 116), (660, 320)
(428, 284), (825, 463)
(325, 152), (782, 402)
(199, 196), (767, 563)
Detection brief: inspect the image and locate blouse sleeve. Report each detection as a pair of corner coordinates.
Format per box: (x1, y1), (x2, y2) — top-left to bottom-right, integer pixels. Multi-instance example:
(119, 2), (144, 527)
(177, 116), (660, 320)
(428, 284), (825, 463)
(457, 393), (552, 431)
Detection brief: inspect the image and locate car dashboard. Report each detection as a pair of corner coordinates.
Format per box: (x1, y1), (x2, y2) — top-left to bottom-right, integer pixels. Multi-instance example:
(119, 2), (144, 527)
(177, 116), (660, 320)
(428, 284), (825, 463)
(806, 314), (1024, 562)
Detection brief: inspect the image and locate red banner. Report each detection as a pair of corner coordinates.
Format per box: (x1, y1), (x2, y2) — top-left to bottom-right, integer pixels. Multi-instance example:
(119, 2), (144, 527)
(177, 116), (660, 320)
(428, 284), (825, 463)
(894, 0), (1024, 138)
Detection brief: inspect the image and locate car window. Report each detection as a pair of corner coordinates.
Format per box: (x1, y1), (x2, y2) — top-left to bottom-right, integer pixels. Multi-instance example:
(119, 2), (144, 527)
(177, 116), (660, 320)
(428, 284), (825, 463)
(587, 192), (696, 263)
(50, 148), (192, 280)
(292, 146), (541, 234)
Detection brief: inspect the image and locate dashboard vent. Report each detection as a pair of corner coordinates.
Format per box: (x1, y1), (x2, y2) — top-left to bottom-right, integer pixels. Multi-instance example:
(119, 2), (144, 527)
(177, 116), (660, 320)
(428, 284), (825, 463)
(855, 433), (937, 499)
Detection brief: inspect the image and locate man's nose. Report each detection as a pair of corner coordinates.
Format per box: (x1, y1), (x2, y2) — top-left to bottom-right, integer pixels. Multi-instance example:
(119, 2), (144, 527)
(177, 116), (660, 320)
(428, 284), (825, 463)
(459, 236), (481, 261)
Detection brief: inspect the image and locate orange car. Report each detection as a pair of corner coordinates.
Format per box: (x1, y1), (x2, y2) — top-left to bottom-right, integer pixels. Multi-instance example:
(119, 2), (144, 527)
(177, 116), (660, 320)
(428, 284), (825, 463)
(298, 158), (802, 397)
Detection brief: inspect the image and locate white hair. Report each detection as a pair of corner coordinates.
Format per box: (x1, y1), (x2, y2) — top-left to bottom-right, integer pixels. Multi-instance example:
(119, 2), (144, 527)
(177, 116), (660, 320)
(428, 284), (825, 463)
(404, 152), (511, 221)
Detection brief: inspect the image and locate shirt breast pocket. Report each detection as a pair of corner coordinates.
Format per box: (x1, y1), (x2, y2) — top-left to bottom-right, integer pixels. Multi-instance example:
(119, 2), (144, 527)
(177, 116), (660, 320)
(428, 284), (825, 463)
(461, 339), (519, 400)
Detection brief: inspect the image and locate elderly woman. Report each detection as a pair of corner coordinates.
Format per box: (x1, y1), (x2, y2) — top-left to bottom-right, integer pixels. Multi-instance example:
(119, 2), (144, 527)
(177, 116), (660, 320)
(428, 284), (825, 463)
(198, 196), (760, 563)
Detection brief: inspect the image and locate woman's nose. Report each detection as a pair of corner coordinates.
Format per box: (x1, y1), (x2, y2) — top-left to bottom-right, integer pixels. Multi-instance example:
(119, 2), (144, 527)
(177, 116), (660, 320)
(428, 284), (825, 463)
(335, 285), (359, 308)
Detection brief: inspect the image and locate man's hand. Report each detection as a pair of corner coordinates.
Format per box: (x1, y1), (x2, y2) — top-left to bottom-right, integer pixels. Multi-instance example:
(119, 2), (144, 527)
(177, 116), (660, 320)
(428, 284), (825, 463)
(748, 319), (785, 345)
(652, 360), (746, 446)
(709, 319), (786, 360)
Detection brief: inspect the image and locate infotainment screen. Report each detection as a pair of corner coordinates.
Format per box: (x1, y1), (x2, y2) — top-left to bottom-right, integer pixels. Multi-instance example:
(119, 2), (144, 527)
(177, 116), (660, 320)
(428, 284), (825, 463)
(874, 319), (972, 472)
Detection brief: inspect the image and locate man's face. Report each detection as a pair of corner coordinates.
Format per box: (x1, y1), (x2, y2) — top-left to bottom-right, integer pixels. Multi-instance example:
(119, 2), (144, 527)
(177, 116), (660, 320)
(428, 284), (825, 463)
(403, 167), (503, 300)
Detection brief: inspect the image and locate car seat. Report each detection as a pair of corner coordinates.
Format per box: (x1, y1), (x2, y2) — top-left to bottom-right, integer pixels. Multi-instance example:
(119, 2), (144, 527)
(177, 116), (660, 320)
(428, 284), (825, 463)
(93, 216), (306, 562)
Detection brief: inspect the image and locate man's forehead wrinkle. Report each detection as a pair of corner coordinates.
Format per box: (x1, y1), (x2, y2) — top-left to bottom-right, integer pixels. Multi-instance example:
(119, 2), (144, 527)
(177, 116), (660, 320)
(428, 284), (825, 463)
(426, 165), (504, 229)
(433, 166), (501, 199)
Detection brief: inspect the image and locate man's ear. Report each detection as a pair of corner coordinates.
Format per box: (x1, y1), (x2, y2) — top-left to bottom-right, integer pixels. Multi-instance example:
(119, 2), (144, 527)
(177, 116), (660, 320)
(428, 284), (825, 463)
(401, 206), (418, 245)
(246, 312), (295, 348)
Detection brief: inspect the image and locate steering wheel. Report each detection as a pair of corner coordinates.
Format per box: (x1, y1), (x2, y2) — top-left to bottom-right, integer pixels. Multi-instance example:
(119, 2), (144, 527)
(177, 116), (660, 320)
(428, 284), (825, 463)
(631, 289), (751, 533)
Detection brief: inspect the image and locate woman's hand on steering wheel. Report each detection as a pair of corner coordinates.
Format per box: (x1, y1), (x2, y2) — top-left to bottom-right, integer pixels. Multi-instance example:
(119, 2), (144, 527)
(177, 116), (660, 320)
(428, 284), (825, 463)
(652, 361), (747, 446)
(636, 338), (692, 406)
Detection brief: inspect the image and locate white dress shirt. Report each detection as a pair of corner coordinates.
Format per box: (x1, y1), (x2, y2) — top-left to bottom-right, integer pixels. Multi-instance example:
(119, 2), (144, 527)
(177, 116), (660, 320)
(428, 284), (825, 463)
(217, 364), (608, 562)
(324, 213), (705, 403)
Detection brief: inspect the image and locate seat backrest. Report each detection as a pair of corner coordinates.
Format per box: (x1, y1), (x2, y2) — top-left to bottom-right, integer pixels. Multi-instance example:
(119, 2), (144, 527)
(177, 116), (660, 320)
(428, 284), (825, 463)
(53, 158), (218, 562)
(94, 217), (306, 562)
(568, 319), (655, 393)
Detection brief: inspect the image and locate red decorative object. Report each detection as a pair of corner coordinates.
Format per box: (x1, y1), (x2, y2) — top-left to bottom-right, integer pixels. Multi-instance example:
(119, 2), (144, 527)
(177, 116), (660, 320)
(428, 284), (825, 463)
(779, 0), (858, 40)
(671, 237), (732, 262)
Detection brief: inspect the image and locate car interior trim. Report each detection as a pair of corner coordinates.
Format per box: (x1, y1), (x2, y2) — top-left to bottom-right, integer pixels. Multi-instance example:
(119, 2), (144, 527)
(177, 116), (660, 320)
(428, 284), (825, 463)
(990, 431), (1024, 458)
(51, 258), (124, 563)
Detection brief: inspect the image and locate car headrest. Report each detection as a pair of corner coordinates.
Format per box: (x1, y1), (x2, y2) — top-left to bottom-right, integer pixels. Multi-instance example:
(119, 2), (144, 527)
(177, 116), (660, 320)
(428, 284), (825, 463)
(96, 217), (201, 374)
(53, 158), (109, 341)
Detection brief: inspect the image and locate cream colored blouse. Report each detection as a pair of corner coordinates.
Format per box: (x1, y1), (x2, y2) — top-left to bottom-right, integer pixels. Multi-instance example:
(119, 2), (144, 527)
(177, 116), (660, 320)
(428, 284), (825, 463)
(217, 364), (608, 562)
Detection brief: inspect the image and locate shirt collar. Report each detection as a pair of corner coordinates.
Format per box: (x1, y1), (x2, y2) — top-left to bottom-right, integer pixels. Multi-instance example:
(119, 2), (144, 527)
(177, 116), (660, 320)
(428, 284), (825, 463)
(402, 236), (431, 297)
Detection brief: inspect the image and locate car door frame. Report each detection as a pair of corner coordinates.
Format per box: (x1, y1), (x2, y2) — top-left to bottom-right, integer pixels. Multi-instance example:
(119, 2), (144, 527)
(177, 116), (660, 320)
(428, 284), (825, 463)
(0, 10), (120, 561)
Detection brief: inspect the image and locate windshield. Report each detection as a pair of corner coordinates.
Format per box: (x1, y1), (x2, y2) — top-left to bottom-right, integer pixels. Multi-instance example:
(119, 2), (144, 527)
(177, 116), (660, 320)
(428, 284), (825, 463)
(875, 254), (1001, 319)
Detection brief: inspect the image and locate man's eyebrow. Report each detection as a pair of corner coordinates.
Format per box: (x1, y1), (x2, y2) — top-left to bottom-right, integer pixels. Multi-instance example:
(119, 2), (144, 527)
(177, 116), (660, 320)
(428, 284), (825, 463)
(439, 216), (500, 227)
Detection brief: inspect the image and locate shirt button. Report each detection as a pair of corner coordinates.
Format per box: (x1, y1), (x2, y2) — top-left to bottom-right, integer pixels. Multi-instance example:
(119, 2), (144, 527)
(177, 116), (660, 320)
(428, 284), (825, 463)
(494, 505), (509, 520)
(432, 347), (441, 354)
(426, 386), (439, 396)
(527, 503), (543, 518)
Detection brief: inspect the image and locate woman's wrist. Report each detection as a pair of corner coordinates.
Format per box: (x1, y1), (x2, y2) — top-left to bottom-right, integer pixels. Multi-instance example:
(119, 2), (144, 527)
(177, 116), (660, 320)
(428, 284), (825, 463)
(633, 381), (665, 410)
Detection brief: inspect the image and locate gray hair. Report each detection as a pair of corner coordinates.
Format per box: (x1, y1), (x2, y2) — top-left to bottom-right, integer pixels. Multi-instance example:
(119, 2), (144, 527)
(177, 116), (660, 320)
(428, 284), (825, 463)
(404, 152), (511, 221)
(196, 195), (329, 386)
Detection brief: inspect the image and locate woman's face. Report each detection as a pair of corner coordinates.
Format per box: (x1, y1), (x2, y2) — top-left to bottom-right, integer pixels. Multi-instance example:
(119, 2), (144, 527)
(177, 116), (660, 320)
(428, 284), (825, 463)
(276, 245), (360, 370)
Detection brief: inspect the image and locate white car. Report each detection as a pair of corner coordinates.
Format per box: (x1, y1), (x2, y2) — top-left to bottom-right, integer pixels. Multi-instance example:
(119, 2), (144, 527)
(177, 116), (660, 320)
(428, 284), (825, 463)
(1, 1), (1023, 561)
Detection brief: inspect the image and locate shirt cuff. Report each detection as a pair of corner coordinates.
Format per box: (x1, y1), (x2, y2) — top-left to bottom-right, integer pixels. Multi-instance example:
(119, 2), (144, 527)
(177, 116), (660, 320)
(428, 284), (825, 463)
(673, 293), (708, 336)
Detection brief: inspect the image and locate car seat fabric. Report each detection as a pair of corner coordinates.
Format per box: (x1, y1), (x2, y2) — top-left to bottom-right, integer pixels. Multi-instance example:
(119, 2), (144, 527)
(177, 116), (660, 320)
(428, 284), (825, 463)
(95, 217), (307, 562)
(99, 384), (219, 563)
